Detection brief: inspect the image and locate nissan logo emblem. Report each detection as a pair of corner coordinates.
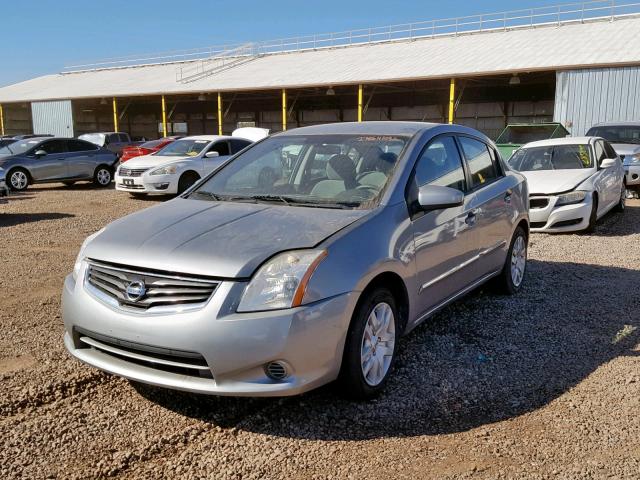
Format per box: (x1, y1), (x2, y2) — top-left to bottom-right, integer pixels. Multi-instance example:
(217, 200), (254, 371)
(125, 281), (146, 302)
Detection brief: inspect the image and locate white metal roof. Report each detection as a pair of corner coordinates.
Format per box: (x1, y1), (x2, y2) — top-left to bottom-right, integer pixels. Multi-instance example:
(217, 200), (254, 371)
(2, 15), (640, 103)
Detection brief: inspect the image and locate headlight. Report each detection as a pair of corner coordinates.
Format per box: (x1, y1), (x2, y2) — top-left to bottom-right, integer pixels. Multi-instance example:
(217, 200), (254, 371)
(555, 190), (587, 206)
(72, 228), (105, 280)
(150, 165), (178, 175)
(237, 250), (328, 312)
(628, 153), (640, 164)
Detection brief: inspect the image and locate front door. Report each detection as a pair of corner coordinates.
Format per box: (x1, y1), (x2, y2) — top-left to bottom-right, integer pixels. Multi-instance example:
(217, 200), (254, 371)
(410, 135), (479, 319)
(28, 139), (68, 181)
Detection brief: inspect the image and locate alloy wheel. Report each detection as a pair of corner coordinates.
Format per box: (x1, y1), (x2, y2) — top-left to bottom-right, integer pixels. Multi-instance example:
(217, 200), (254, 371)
(10, 171), (28, 190)
(510, 235), (527, 287)
(97, 169), (111, 185)
(360, 302), (395, 386)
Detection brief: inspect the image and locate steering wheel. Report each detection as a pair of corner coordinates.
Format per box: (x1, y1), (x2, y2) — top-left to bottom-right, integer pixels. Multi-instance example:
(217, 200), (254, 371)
(356, 184), (380, 194)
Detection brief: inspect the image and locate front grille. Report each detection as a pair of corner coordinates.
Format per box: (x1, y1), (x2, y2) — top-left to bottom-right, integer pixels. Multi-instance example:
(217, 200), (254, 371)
(75, 327), (212, 378)
(530, 221), (547, 229)
(118, 167), (148, 177)
(529, 197), (550, 209)
(86, 259), (219, 311)
(550, 218), (583, 228)
(118, 183), (144, 190)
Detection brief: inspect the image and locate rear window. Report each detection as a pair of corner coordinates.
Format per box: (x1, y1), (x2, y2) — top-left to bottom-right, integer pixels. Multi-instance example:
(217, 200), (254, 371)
(496, 125), (559, 145)
(79, 133), (106, 146)
(586, 125), (640, 145)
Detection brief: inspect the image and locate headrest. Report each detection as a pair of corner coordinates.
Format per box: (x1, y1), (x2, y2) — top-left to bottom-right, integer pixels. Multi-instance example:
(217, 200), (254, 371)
(327, 154), (356, 182)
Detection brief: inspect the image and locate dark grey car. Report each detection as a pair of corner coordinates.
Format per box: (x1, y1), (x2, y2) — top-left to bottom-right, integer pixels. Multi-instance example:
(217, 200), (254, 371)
(0, 137), (118, 191)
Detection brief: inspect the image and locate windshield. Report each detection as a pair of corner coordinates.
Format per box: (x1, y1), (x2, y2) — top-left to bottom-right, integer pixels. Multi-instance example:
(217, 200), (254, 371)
(586, 126), (640, 145)
(0, 139), (40, 156)
(496, 125), (559, 145)
(508, 144), (593, 171)
(79, 133), (105, 146)
(190, 134), (409, 209)
(156, 139), (210, 157)
(140, 139), (168, 149)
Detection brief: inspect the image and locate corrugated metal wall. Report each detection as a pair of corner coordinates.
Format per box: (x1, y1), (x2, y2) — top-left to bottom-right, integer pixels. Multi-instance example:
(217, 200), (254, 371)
(31, 100), (74, 137)
(554, 67), (640, 136)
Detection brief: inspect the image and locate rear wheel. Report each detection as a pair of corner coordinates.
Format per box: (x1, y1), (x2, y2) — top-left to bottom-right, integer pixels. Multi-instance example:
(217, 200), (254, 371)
(614, 183), (626, 213)
(494, 226), (527, 295)
(337, 287), (398, 400)
(585, 194), (598, 232)
(8, 168), (29, 191)
(93, 166), (112, 187)
(177, 171), (200, 194)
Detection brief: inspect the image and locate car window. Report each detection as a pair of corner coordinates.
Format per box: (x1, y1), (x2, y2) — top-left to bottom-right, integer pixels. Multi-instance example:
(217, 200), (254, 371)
(603, 140), (617, 159)
(118, 133), (130, 143)
(209, 141), (230, 156)
(107, 133), (120, 144)
(39, 139), (67, 154)
(458, 137), (498, 188)
(509, 144), (593, 171)
(414, 136), (466, 191)
(230, 139), (252, 154)
(594, 141), (606, 166)
(67, 139), (98, 152)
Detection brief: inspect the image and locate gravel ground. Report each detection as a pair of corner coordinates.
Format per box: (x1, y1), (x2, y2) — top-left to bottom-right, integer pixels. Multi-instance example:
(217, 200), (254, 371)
(1, 184), (639, 479)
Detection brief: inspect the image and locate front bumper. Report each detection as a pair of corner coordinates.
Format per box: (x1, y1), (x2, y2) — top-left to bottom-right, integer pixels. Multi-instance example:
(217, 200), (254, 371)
(62, 268), (355, 397)
(115, 172), (179, 195)
(529, 194), (593, 233)
(624, 164), (640, 187)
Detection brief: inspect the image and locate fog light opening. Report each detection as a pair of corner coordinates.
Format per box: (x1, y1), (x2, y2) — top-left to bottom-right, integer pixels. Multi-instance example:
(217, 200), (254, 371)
(265, 361), (290, 381)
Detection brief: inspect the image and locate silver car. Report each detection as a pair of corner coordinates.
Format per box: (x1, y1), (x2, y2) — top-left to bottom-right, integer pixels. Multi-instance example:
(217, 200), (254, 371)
(63, 122), (529, 399)
(0, 137), (118, 191)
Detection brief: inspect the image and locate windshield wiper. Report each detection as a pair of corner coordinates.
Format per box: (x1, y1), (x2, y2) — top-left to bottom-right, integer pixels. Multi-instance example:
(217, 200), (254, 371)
(191, 191), (256, 203)
(250, 194), (291, 205)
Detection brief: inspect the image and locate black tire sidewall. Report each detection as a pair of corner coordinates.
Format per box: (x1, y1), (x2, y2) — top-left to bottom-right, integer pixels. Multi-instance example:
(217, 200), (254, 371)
(178, 172), (200, 194)
(338, 288), (398, 400)
(586, 195), (598, 232)
(499, 226), (527, 295)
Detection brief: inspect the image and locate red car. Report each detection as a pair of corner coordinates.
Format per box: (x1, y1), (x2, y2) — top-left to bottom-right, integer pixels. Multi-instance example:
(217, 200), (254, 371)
(120, 136), (182, 162)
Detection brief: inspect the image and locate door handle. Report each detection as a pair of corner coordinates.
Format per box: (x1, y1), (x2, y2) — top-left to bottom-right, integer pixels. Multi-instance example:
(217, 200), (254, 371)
(465, 210), (477, 226)
(504, 190), (512, 204)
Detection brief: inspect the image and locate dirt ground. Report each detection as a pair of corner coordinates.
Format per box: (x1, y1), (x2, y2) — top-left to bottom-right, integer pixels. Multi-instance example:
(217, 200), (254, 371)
(1, 184), (639, 479)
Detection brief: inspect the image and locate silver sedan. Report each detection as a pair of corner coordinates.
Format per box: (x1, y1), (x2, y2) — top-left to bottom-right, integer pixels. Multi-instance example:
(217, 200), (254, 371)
(62, 122), (529, 399)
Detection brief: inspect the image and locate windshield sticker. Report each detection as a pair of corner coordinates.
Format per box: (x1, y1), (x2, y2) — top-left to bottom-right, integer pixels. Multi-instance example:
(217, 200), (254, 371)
(355, 136), (403, 142)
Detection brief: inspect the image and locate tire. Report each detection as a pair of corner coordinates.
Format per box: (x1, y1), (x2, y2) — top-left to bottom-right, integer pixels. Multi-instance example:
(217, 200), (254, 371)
(585, 194), (598, 233)
(62, 181), (76, 187)
(177, 171), (200, 195)
(7, 168), (29, 191)
(337, 287), (398, 400)
(93, 166), (112, 187)
(613, 183), (626, 213)
(494, 225), (528, 295)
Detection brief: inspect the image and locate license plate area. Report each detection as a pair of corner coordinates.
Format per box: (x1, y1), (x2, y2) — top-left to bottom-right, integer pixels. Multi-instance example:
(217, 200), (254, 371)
(123, 178), (134, 186)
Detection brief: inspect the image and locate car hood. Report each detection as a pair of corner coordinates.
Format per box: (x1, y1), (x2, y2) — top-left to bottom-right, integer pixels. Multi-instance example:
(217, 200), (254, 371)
(84, 198), (369, 278)
(121, 154), (195, 169)
(521, 169), (594, 195)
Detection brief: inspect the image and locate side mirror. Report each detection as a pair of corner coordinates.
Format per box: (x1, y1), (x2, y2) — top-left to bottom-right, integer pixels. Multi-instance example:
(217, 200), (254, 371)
(600, 158), (616, 169)
(205, 151), (220, 158)
(417, 185), (464, 211)
(34, 150), (48, 157)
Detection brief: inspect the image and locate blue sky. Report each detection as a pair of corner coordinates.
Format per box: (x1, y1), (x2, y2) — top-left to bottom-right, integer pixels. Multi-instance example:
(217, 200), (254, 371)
(1, 0), (560, 87)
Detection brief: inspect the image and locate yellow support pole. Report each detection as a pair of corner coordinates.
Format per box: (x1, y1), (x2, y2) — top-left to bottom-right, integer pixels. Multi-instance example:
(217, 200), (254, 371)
(448, 78), (455, 124)
(0, 104), (4, 136)
(217, 92), (223, 135)
(112, 97), (119, 132)
(357, 84), (363, 122)
(281, 89), (287, 131)
(161, 95), (168, 137)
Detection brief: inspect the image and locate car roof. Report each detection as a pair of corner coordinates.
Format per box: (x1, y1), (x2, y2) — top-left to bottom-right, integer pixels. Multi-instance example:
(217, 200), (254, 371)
(590, 121), (640, 128)
(275, 121), (440, 137)
(181, 135), (232, 141)
(521, 136), (596, 148)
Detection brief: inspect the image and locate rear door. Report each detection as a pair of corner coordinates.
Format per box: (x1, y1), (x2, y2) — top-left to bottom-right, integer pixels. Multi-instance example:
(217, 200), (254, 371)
(66, 139), (100, 179)
(457, 135), (513, 279)
(410, 135), (479, 317)
(28, 139), (69, 181)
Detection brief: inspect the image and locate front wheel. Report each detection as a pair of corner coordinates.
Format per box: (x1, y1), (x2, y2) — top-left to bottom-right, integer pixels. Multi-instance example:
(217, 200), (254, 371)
(494, 226), (527, 295)
(337, 287), (398, 400)
(177, 171), (200, 195)
(585, 194), (598, 233)
(613, 183), (626, 213)
(93, 166), (112, 187)
(8, 168), (29, 191)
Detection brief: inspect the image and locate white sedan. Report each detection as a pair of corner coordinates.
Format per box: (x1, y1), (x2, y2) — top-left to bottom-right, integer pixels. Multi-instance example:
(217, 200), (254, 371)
(115, 129), (267, 196)
(508, 137), (626, 233)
